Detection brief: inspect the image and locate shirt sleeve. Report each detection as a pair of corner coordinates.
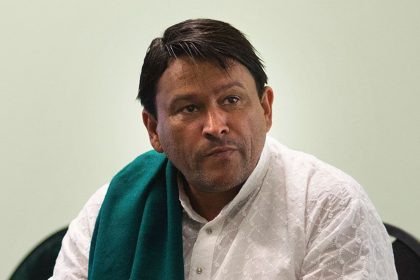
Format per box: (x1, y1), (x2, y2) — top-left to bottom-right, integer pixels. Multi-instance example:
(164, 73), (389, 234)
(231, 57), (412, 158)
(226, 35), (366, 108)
(300, 183), (398, 280)
(49, 184), (108, 280)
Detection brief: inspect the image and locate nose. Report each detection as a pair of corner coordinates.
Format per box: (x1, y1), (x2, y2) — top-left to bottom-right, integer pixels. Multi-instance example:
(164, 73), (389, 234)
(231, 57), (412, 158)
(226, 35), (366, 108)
(202, 107), (229, 139)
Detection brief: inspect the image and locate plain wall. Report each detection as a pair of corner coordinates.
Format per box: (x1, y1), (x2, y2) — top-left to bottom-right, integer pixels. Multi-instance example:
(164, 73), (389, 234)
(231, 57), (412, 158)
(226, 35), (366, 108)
(1, 0), (419, 278)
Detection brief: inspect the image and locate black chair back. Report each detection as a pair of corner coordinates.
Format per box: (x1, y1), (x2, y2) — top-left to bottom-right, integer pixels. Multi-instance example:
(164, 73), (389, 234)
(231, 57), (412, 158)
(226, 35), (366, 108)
(9, 227), (68, 280)
(384, 223), (420, 280)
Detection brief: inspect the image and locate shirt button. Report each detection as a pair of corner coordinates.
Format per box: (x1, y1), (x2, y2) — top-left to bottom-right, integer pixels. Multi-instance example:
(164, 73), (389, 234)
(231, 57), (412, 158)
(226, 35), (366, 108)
(196, 267), (203, 274)
(206, 228), (213, 234)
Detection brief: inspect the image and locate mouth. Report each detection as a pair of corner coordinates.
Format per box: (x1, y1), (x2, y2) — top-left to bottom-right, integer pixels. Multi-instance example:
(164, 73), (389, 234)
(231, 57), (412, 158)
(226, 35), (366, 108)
(205, 146), (237, 157)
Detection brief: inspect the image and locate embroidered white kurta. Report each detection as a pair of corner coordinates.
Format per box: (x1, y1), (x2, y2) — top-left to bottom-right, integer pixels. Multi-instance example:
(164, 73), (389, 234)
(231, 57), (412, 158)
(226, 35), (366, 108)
(51, 137), (397, 279)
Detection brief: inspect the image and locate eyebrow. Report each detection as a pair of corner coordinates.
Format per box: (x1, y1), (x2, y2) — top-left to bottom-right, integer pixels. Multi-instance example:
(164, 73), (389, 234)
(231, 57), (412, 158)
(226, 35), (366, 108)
(214, 81), (246, 93)
(169, 94), (197, 105)
(168, 81), (246, 109)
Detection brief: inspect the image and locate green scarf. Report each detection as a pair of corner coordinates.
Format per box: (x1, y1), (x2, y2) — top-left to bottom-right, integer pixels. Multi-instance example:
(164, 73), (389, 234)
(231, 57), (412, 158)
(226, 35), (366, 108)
(88, 150), (184, 279)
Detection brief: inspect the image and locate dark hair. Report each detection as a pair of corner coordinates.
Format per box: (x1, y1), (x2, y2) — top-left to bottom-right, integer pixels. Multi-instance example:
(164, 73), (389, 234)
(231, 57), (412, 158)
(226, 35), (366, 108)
(137, 18), (268, 118)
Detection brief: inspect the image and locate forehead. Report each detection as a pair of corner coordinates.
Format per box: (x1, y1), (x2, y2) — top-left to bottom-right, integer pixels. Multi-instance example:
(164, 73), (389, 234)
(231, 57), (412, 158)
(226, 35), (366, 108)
(156, 58), (257, 97)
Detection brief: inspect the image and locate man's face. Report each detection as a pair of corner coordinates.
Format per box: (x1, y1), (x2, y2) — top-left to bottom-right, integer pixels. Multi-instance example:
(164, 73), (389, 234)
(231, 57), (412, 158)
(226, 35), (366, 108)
(143, 58), (273, 193)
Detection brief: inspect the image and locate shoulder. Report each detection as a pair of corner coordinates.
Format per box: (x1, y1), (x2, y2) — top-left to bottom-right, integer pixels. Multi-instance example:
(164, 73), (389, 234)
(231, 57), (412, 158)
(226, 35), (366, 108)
(265, 138), (396, 278)
(265, 136), (383, 235)
(266, 135), (367, 201)
(51, 184), (109, 279)
(79, 184), (109, 230)
(66, 183), (109, 248)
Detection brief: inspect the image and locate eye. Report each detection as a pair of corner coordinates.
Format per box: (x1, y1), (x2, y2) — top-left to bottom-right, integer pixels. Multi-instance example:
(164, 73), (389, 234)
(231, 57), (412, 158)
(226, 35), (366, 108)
(223, 96), (240, 105)
(181, 104), (199, 113)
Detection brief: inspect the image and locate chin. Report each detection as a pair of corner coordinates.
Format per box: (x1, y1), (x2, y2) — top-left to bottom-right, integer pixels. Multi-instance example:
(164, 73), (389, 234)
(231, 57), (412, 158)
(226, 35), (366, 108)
(197, 176), (246, 193)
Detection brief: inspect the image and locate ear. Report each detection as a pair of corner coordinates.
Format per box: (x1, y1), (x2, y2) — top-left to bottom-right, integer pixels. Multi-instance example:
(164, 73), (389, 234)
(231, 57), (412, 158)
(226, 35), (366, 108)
(142, 110), (164, 153)
(260, 86), (274, 131)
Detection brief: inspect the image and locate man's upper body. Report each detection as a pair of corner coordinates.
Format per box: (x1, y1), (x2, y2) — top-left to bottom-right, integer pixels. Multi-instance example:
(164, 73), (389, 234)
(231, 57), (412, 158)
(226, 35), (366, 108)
(52, 136), (397, 279)
(51, 19), (397, 279)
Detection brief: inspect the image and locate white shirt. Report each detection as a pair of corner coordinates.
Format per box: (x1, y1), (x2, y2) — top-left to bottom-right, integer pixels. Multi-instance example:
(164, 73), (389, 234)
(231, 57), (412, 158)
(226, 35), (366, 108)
(51, 137), (397, 279)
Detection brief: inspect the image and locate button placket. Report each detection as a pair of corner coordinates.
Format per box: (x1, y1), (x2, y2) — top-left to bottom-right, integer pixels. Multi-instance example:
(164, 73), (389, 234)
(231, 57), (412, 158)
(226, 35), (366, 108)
(189, 223), (221, 279)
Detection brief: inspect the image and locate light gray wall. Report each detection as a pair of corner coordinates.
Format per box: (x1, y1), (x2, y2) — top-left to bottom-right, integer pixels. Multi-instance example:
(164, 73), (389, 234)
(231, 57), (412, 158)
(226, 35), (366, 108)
(1, 0), (419, 278)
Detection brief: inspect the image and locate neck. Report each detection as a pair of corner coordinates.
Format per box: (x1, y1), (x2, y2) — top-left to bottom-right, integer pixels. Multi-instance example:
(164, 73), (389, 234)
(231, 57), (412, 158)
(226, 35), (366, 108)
(181, 177), (241, 221)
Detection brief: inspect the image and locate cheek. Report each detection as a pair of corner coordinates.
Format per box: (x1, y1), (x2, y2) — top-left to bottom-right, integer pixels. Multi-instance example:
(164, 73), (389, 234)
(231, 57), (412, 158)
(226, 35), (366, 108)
(156, 122), (189, 154)
(155, 123), (172, 151)
(242, 109), (266, 132)
(242, 111), (267, 150)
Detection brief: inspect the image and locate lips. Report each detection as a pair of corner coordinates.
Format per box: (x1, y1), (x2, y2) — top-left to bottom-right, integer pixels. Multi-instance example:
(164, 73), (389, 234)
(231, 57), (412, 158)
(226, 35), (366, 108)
(205, 146), (237, 157)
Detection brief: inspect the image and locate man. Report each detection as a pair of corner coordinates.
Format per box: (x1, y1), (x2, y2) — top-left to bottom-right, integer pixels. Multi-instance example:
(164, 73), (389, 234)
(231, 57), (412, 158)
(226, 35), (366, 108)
(51, 19), (397, 279)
